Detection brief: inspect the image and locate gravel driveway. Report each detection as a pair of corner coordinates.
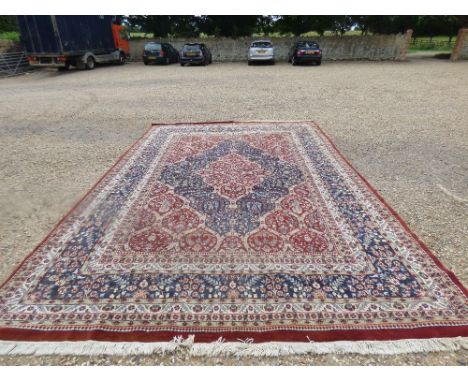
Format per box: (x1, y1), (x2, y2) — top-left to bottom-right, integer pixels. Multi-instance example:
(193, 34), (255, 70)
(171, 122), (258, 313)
(0, 60), (467, 365)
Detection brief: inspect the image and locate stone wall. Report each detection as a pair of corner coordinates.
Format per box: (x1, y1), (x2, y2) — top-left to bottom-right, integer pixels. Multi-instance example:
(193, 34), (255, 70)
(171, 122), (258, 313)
(451, 28), (468, 61)
(129, 32), (412, 62)
(0, 39), (21, 53)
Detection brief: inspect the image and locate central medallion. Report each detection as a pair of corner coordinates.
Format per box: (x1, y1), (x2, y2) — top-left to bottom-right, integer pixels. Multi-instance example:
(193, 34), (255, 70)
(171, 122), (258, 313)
(160, 140), (303, 235)
(198, 153), (270, 201)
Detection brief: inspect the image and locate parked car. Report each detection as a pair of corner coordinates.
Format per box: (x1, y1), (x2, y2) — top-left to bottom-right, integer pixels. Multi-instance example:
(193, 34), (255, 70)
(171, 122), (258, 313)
(288, 41), (322, 66)
(143, 42), (179, 65)
(180, 43), (212, 66)
(248, 40), (275, 65)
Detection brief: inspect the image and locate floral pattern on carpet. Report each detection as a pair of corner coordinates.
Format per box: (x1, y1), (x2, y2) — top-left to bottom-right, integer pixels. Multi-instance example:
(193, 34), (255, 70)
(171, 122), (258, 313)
(0, 121), (466, 343)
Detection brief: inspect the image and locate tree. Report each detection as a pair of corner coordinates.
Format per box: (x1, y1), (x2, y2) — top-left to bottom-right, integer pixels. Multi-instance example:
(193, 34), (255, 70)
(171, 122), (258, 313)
(331, 16), (353, 35)
(128, 15), (200, 38)
(197, 16), (259, 37)
(416, 16), (465, 41)
(149, 16), (172, 38)
(169, 16), (200, 38)
(128, 16), (167, 37)
(0, 16), (18, 32)
(311, 16), (336, 36)
(353, 16), (418, 35)
(274, 16), (353, 37)
(275, 16), (316, 36)
(256, 15), (277, 35)
(127, 15), (468, 40)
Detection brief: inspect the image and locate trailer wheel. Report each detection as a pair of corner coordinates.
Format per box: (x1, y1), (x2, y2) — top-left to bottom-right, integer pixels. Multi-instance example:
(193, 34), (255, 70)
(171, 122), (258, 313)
(85, 56), (95, 70)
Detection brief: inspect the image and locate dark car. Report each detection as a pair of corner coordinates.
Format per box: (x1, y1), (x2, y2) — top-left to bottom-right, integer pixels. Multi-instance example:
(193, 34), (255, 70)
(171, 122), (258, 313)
(288, 41), (322, 66)
(143, 42), (179, 65)
(180, 43), (212, 66)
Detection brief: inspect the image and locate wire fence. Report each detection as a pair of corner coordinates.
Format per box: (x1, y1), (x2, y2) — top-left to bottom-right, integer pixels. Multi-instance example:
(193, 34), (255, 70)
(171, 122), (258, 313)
(409, 38), (456, 51)
(0, 51), (35, 77)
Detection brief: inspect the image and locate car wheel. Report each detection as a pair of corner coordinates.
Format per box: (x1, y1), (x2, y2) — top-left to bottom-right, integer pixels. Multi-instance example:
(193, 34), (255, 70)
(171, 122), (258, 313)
(316, 60), (322, 66)
(143, 60), (149, 65)
(85, 56), (95, 70)
(180, 62), (185, 66)
(248, 61), (252, 66)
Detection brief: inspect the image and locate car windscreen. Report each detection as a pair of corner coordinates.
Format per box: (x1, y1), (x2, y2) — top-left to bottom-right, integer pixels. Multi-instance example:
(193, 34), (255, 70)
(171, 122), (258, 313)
(297, 42), (319, 49)
(145, 43), (162, 51)
(183, 44), (202, 51)
(251, 42), (272, 48)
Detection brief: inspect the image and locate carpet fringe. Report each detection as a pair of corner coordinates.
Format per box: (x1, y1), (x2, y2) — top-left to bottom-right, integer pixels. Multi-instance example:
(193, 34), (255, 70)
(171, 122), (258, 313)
(0, 336), (467, 357)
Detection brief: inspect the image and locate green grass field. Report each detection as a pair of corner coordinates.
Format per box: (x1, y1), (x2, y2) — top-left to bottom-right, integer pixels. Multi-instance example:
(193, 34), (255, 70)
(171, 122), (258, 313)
(409, 35), (456, 52)
(0, 31), (20, 41)
(412, 35), (456, 42)
(129, 32), (154, 39)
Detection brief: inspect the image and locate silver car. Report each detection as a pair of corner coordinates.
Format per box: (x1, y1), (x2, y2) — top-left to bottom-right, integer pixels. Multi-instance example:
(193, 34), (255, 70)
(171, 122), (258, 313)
(248, 40), (275, 65)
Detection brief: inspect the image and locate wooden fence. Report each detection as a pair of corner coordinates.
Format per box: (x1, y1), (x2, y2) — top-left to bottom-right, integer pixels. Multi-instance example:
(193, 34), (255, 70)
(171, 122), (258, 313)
(410, 38), (455, 50)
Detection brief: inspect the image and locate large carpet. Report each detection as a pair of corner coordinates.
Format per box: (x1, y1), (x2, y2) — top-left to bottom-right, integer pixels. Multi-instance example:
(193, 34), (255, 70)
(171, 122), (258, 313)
(0, 121), (466, 356)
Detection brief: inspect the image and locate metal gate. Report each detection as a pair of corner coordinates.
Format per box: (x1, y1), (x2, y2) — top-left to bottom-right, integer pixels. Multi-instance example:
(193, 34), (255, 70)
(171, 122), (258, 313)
(0, 51), (35, 77)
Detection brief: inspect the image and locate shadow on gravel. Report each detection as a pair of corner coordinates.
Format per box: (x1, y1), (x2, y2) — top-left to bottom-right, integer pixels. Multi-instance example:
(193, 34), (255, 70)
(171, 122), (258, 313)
(407, 52), (452, 60)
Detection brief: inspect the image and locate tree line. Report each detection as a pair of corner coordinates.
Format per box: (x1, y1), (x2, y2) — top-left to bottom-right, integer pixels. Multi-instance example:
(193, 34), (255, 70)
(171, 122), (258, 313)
(127, 16), (467, 39)
(0, 16), (18, 33)
(1, 15), (467, 39)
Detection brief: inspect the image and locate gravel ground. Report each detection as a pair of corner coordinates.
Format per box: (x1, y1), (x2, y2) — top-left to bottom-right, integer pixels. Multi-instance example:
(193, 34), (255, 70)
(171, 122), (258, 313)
(0, 60), (467, 365)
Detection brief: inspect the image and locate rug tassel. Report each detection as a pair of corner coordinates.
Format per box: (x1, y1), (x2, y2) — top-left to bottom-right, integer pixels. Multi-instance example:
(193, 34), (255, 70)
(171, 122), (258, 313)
(0, 336), (466, 357)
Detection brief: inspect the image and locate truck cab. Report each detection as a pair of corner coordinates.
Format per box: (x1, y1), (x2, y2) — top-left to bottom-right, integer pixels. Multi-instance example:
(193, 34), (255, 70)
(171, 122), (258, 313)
(112, 23), (130, 58)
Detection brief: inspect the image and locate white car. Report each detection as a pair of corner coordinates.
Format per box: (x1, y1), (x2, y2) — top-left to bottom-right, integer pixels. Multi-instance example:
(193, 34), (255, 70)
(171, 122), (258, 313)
(248, 40), (275, 65)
